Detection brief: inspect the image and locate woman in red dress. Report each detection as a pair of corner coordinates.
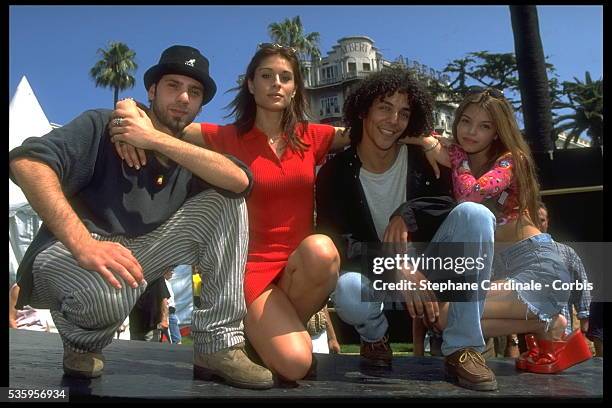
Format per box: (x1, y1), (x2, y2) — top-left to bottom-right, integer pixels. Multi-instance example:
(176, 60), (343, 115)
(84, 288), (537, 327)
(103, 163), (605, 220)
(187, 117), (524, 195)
(114, 44), (350, 381)
(198, 44), (349, 381)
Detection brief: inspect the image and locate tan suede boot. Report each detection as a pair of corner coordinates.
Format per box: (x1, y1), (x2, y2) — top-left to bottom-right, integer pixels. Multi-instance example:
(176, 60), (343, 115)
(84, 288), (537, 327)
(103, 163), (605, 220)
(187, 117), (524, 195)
(62, 346), (105, 379)
(193, 342), (274, 390)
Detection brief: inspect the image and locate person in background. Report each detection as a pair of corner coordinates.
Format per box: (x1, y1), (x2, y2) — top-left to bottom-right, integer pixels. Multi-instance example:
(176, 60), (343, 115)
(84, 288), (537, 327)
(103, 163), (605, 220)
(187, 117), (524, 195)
(192, 264), (202, 309)
(9, 283), (52, 332)
(129, 278), (170, 342)
(324, 306), (341, 354)
(307, 305), (340, 354)
(163, 268), (182, 344)
(586, 302), (603, 357)
(537, 201), (591, 336)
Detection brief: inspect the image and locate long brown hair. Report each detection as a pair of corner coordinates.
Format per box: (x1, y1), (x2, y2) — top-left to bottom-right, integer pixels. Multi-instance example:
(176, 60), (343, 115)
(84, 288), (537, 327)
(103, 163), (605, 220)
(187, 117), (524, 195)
(225, 44), (310, 153)
(452, 91), (542, 230)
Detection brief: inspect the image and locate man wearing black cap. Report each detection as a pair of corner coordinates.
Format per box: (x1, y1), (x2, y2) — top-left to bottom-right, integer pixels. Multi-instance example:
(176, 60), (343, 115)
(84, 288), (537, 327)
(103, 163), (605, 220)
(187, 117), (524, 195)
(9, 45), (274, 389)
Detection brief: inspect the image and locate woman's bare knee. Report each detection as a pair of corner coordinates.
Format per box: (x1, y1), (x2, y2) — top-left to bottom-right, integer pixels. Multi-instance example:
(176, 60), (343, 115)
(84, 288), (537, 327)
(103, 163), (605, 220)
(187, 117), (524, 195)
(271, 347), (312, 381)
(298, 235), (340, 283)
(302, 235), (339, 264)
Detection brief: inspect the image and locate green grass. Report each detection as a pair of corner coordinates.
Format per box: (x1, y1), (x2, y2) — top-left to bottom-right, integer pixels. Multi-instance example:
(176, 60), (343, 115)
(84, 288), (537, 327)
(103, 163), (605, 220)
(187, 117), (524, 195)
(341, 342), (414, 356)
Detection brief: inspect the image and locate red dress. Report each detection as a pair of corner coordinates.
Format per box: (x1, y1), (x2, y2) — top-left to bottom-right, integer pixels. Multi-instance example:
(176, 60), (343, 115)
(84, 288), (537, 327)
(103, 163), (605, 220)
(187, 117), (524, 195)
(201, 122), (335, 305)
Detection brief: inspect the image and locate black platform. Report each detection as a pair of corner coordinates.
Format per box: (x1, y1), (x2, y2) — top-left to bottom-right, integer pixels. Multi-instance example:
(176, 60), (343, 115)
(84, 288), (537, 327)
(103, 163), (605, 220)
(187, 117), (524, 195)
(9, 329), (603, 401)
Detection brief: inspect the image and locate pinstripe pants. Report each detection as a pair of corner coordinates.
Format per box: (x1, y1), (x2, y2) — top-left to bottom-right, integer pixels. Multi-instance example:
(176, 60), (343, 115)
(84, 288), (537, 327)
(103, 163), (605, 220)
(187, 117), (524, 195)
(30, 190), (248, 355)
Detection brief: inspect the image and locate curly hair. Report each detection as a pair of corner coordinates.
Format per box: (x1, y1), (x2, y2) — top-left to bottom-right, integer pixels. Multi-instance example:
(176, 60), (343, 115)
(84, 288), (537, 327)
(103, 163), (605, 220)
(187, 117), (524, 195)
(343, 67), (434, 146)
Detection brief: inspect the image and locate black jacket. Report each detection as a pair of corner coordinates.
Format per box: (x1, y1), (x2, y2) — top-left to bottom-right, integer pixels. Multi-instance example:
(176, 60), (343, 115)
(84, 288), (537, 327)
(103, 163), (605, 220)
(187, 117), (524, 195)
(315, 144), (456, 271)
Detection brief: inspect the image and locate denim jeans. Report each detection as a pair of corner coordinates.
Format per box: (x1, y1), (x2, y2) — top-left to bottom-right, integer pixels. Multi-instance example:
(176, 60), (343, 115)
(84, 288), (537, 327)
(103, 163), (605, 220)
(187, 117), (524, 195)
(168, 313), (182, 344)
(331, 202), (496, 356)
(493, 233), (570, 327)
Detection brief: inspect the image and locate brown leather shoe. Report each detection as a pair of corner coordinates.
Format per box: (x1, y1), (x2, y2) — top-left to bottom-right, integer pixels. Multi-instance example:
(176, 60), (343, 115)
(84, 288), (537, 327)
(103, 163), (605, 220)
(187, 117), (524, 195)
(360, 335), (392, 367)
(193, 342), (274, 390)
(62, 346), (105, 379)
(444, 348), (498, 391)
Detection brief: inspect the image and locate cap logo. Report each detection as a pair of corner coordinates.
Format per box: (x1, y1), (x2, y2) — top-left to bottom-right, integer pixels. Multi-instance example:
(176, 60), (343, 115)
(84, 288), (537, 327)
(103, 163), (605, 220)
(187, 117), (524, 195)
(145, 45), (217, 105)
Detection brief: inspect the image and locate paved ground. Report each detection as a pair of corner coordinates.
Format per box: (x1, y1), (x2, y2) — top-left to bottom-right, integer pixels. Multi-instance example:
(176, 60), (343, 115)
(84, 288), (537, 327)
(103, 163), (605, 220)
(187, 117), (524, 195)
(9, 329), (603, 401)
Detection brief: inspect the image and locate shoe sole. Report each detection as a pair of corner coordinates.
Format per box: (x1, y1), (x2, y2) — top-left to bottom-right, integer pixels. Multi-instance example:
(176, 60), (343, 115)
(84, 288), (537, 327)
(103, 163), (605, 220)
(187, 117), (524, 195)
(524, 330), (593, 374)
(444, 370), (498, 391)
(193, 365), (273, 390)
(63, 363), (103, 379)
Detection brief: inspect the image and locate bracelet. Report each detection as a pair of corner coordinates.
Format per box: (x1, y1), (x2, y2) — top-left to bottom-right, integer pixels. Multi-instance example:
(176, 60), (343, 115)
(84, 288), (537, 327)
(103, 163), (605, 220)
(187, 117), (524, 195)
(423, 139), (440, 153)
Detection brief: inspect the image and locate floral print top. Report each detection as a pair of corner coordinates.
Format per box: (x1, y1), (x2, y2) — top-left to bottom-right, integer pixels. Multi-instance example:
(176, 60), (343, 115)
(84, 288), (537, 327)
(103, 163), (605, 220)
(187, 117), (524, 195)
(448, 143), (520, 226)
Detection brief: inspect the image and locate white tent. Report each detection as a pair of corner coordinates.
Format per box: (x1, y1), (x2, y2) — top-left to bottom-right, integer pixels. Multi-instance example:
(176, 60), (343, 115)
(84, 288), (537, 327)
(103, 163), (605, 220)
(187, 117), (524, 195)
(9, 76), (51, 287)
(9, 76), (57, 333)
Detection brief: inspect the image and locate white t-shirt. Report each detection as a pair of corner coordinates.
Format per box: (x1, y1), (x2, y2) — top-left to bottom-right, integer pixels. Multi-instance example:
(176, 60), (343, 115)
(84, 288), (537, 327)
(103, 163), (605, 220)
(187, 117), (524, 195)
(359, 145), (408, 241)
(165, 279), (175, 309)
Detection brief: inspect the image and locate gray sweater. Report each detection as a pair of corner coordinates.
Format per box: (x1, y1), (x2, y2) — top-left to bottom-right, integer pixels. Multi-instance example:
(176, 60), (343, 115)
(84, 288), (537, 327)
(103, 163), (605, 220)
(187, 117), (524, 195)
(9, 109), (252, 307)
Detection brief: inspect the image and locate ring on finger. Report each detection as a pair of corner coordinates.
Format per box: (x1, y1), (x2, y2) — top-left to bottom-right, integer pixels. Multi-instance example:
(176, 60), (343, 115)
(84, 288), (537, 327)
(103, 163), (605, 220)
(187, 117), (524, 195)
(112, 117), (124, 127)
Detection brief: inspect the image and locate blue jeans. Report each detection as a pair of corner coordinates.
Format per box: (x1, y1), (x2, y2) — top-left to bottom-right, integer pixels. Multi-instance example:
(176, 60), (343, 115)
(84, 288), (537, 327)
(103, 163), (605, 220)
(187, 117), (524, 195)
(331, 202), (496, 356)
(168, 313), (182, 344)
(493, 233), (570, 326)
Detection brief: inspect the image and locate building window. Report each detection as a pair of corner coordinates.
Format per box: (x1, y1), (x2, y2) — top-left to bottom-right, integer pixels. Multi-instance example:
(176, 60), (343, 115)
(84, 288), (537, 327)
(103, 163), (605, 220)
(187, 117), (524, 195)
(321, 65), (340, 84)
(348, 62), (357, 73)
(362, 62), (371, 71)
(321, 66), (329, 80)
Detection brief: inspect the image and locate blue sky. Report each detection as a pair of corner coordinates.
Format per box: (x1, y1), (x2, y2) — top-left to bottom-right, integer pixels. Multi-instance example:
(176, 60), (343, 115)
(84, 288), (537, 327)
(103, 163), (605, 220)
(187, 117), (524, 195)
(9, 5), (603, 126)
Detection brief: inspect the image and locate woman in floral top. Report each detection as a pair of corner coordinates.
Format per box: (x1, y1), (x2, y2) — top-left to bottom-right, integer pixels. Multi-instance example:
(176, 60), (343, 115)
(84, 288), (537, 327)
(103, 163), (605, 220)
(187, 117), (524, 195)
(410, 88), (589, 373)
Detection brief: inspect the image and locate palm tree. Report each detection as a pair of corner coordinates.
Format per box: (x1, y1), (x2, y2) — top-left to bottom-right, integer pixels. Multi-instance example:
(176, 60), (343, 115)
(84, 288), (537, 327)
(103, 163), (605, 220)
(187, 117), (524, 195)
(554, 71), (603, 148)
(509, 5), (554, 153)
(90, 42), (138, 107)
(268, 16), (321, 62)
